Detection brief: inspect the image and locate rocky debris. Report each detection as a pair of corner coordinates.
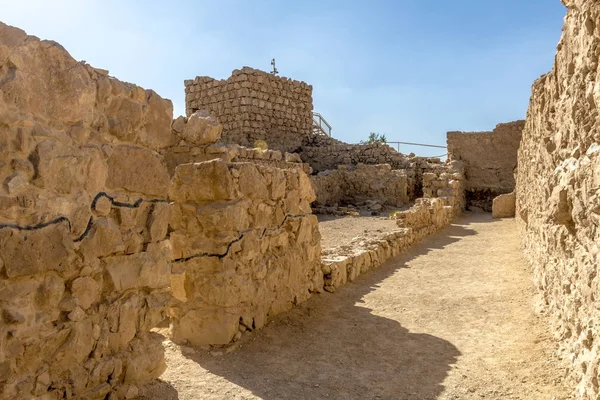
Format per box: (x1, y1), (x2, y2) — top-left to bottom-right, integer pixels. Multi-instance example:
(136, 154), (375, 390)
(313, 205), (361, 217)
(311, 164), (409, 208)
(447, 121), (524, 210)
(515, 1), (600, 398)
(313, 201), (399, 217)
(492, 192), (516, 219)
(185, 67), (313, 153)
(168, 159), (323, 347)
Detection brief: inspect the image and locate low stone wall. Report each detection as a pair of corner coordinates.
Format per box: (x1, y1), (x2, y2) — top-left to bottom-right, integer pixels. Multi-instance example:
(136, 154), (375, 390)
(299, 142), (410, 173)
(168, 160), (323, 346)
(515, 1), (600, 397)
(322, 198), (455, 292)
(161, 112), (310, 176)
(311, 164), (409, 207)
(447, 120), (524, 210)
(0, 22), (173, 399)
(185, 67), (313, 153)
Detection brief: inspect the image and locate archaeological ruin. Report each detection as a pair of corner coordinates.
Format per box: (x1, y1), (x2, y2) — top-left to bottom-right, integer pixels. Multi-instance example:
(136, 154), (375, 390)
(0, 0), (599, 397)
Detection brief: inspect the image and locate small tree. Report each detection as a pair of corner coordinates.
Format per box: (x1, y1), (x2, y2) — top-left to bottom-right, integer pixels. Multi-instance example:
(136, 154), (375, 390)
(360, 132), (387, 144)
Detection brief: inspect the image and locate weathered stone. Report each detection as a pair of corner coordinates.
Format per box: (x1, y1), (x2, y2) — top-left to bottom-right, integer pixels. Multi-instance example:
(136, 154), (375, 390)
(311, 164), (408, 207)
(515, 2), (600, 398)
(148, 203), (172, 242)
(181, 110), (222, 145)
(169, 160), (324, 347)
(0, 22), (171, 398)
(70, 277), (101, 310)
(106, 145), (170, 196)
(94, 195), (112, 216)
(169, 160), (234, 203)
(185, 68), (312, 153)
(492, 192), (516, 219)
(32, 141), (108, 195)
(78, 217), (124, 260)
(103, 251), (170, 292)
(0, 223), (74, 278)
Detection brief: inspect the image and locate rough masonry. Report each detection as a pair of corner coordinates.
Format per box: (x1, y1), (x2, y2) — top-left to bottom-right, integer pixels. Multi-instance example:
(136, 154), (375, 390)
(0, 22), (173, 399)
(447, 120), (524, 211)
(516, 1), (600, 398)
(185, 67), (313, 153)
(168, 160), (323, 346)
(311, 164), (409, 208)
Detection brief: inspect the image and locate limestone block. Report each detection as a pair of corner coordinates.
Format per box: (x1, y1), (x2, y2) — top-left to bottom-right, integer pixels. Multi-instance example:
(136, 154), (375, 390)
(0, 223), (74, 278)
(78, 217), (124, 259)
(70, 277), (101, 310)
(33, 141), (108, 194)
(106, 145), (170, 196)
(140, 89), (174, 150)
(171, 307), (240, 346)
(103, 250), (170, 292)
(181, 110), (222, 145)
(492, 192), (516, 219)
(169, 160), (235, 203)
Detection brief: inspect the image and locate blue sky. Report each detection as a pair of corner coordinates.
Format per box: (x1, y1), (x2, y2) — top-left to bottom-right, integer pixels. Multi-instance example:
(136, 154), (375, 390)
(2, 0), (565, 156)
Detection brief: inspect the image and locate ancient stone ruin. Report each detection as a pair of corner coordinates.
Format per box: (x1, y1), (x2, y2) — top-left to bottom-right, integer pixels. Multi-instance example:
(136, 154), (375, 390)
(516, 0), (600, 397)
(447, 120), (524, 212)
(185, 69), (313, 153)
(1, 0), (600, 396)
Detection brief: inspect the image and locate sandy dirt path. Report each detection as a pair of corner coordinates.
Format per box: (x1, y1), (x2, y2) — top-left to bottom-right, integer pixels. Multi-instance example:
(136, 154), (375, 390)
(141, 213), (570, 400)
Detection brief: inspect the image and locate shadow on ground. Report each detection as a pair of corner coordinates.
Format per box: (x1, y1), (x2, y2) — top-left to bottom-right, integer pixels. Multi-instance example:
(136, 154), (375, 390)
(143, 214), (482, 400)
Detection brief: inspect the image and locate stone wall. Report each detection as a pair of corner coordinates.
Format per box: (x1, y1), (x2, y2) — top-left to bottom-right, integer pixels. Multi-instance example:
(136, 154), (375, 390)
(299, 142), (410, 173)
(311, 164), (409, 207)
(168, 160), (323, 346)
(0, 22), (172, 399)
(422, 160), (466, 217)
(322, 198), (456, 292)
(161, 112), (310, 176)
(515, 1), (600, 398)
(185, 67), (313, 153)
(447, 120), (524, 210)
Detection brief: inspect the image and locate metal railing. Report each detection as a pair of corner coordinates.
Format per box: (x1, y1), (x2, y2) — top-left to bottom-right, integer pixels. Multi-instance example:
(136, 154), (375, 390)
(385, 141), (446, 154)
(312, 112), (332, 137)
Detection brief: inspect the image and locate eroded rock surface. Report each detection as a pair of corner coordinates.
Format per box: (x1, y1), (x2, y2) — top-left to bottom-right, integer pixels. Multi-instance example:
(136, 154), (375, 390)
(0, 22), (173, 399)
(516, 1), (600, 397)
(311, 164), (409, 208)
(169, 160), (323, 346)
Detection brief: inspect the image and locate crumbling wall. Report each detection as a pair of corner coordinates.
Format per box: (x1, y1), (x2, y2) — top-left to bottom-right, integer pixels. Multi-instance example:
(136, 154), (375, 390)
(0, 22), (172, 399)
(311, 164), (409, 207)
(161, 112), (310, 176)
(447, 120), (524, 211)
(299, 142), (410, 173)
(184, 67), (313, 153)
(168, 160), (323, 346)
(422, 160), (466, 216)
(515, 1), (600, 398)
(322, 198), (456, 292)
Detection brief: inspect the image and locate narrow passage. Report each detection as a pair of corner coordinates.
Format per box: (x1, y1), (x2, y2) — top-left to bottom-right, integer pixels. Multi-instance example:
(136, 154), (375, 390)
(143, 213), (568, 400)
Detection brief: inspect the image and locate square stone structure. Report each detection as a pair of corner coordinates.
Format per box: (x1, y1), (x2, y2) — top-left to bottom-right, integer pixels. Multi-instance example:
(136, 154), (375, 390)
(446, 120), (524, 211)
(185, 67), (313, 153)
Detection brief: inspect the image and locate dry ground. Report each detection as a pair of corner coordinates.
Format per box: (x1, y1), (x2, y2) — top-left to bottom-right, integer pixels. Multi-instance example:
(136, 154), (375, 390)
(141, 213), (570, 400)
(318, 211), (400, 253)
